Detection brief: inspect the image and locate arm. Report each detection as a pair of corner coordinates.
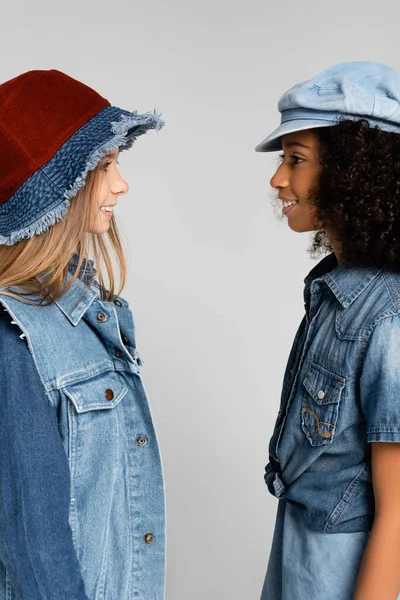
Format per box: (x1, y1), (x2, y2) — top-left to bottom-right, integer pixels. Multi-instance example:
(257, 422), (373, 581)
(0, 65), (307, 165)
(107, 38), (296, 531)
(356, 315), (400, 600)
(0, 312), (90, 599)
(353, 442), (400, 600)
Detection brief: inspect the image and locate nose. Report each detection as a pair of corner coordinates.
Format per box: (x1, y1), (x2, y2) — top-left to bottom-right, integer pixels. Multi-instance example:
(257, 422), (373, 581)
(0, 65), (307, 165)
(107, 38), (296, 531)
(270, 162), (289, 190)
(111, 174), (129, 196)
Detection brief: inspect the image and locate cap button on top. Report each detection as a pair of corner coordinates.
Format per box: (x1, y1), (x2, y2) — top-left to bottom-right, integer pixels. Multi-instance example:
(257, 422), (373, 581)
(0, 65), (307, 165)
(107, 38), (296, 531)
(144, 533), (154, 544)
(318, 390), (325, 400)
(96, 312), (107, 323)
(105, 389), (114, 401)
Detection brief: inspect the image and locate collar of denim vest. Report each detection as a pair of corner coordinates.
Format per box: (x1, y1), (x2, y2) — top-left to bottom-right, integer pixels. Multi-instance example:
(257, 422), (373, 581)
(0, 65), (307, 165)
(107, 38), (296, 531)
(304, 252), (382, 309)
(53, 254), (100, 325)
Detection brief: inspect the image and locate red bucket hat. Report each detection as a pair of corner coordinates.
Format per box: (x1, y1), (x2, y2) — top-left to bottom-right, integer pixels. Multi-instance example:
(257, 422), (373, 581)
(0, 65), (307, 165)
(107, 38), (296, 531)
(0, 69), (164, 245)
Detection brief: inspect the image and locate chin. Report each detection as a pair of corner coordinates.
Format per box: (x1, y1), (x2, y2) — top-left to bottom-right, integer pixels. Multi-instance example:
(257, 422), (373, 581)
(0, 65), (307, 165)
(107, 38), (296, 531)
(288, 222), (314, 233)
(88, 224), (111, 235)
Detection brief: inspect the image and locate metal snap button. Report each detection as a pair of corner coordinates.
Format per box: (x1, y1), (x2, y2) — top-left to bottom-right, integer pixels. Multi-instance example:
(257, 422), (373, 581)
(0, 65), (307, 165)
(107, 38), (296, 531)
(317, 390), (325, 400)
(105, 389), (114, 401)
(116, 349), (124, 358)
(121, 334), (129, 345)
(114, 299), (122, 307)
(96, 312), (107, 323)
(144, 533), (154, 544)
(136, 435), (147, 446)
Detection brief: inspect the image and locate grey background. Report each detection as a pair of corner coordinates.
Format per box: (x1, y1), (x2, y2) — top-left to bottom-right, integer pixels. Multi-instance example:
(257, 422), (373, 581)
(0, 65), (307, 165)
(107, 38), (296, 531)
(1, 1), (399, 598)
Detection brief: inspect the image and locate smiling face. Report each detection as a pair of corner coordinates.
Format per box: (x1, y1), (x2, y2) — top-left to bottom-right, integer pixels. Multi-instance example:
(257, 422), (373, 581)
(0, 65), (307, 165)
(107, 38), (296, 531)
(270, 130), (322, 233)
(89, 149), (129, 234)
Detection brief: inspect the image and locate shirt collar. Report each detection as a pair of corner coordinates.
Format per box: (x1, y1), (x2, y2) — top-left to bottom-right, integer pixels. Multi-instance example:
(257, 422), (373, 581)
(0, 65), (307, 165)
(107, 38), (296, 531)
(53, 255), (100, 325)
(304, 252), (382, 309)
(67, 252), (97, 283)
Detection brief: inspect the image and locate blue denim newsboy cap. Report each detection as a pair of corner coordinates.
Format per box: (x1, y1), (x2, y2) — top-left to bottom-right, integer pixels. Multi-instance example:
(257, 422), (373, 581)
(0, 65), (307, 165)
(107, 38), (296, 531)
(255, 61), (400, 152)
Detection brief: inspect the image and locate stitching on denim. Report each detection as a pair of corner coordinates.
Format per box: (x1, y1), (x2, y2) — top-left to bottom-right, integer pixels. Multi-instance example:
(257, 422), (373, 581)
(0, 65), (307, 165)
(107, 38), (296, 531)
(301, 408), (335, 438)
(324, 462), (370, 532)
(0, 198), (70, 246)
(67, 397), (80, 548)
(382, 271), (400, 311)
(335, 306), (369, 341)
(368, 425), (400, 431)
(336, 304), (397, 341)
(39, 164), (64, 193)
(306, 361), (346, 387)
(356, 312), (400, 371)
(64, 386), (128, 413)
(54, 362), (115, 389)
(5, 569), (13, 600)
(0, 296), (55, 402)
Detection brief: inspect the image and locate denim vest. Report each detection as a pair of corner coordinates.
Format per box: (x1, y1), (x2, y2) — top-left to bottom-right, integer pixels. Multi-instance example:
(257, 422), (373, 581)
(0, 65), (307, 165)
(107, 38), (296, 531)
(265, 253), (400, 534)
(0, 265), (165, 600)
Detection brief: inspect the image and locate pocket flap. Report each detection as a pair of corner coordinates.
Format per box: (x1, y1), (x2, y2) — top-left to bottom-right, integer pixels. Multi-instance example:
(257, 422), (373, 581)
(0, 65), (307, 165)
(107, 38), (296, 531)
(63, 371), (129, 413)
(303, 363), (345, 405)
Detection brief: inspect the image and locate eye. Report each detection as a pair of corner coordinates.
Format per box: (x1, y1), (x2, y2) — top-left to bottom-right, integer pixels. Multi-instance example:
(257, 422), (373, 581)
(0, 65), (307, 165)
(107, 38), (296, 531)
(100, 161), (112, 171)
(280, 153), (304, 165)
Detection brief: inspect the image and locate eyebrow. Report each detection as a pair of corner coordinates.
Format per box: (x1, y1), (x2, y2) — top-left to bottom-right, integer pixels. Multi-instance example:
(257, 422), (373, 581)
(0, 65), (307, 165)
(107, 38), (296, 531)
(283, 141), (312, 150)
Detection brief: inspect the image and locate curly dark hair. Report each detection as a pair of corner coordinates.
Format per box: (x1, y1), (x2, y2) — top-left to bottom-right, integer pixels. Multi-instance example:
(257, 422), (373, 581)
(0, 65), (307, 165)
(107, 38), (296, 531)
(310, 119), (400, 268)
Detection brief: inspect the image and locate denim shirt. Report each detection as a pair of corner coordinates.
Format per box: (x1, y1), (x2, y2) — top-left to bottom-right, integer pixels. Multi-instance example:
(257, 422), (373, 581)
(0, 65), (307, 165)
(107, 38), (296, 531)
(265, 252), (400, 534)
(0, 258), (165, 600)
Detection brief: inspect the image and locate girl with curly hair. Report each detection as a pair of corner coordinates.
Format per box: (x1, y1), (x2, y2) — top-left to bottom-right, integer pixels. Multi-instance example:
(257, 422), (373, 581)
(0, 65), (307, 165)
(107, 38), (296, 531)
(256, 62), (400, 600)
(0, 70), (165, 600)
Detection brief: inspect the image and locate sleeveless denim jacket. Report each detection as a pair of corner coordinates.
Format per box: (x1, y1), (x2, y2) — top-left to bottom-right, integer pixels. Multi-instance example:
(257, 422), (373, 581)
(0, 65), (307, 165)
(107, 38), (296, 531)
(0, 267), (165, 600)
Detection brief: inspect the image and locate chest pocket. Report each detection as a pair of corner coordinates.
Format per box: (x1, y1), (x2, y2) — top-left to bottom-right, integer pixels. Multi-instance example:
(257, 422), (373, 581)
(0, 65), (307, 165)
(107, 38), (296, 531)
(63, 371), (129, 413)
(301, 363), (346, 446)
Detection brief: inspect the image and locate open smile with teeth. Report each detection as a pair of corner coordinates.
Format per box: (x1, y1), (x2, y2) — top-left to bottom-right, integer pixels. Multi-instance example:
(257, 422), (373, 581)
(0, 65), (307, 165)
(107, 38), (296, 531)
(282, 200), (298, 208)
(100, 206), (114, 213)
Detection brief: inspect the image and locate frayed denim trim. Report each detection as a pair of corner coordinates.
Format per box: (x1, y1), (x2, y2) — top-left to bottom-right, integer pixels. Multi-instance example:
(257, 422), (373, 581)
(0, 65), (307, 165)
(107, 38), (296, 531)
(0, 108), (165, 246)
(0, 199), (70, 246)
(64, 111), (164, 202)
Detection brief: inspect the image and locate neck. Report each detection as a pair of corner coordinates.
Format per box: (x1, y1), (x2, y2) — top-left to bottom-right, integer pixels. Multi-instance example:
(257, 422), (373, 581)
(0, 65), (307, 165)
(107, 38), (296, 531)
(325, 229), (342, 264)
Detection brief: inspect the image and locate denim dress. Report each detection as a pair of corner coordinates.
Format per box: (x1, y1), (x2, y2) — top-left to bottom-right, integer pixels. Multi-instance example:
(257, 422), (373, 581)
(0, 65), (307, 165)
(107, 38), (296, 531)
(261, 253), (400, 600)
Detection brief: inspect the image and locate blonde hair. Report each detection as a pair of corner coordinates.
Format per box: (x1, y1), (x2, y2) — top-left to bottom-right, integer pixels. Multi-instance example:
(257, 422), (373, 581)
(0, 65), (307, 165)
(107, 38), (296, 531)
(0, 167), (127, 305)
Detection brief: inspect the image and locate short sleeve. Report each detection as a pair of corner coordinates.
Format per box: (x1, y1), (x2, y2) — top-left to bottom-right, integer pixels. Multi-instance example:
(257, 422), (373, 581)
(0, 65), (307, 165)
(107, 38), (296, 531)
(360, 315), (400, 442)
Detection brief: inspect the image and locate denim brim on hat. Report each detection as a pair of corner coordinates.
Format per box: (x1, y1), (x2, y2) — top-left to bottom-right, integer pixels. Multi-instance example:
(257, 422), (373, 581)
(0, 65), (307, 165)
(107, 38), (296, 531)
(255, 108), (400, 152)
(255, 116), (334, 152)
(0, 106), (164, 246)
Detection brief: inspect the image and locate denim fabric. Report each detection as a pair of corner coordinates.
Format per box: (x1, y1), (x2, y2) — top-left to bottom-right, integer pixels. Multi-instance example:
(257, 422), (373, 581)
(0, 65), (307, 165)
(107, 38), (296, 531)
(0, 310), (89, 600)
(255, 62), (400, 152)
(0, 260), (165, 600)
(0, 106), (164, 246)
(261, 501), (370, 600)
(265, 252), (400, 534)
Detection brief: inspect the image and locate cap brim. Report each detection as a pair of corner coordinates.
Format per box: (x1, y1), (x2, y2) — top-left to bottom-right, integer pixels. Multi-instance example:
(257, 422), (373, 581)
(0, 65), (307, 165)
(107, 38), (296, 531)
(255, 119), (335, 152)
